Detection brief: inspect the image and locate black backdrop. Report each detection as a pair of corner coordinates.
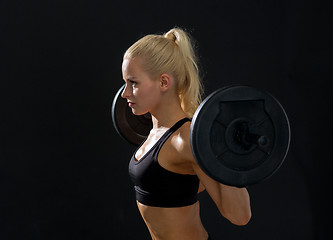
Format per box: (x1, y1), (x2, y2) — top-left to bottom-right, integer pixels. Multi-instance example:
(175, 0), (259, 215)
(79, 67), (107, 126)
(1, 0), (331, 239)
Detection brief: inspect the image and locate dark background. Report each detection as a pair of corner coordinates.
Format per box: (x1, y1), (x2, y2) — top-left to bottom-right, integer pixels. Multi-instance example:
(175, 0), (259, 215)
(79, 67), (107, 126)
(1, 0), (331, 239)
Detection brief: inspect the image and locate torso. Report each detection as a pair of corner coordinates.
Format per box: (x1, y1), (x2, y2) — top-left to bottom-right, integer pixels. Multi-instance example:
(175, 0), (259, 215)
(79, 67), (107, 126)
(137, 201), (208, 240)
(135, 122), (195, 175)
(134, 122), (208, 240)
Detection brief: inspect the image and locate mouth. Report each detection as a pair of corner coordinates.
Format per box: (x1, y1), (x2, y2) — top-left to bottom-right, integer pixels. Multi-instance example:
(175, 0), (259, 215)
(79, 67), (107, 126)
(128, 101), (135, 107)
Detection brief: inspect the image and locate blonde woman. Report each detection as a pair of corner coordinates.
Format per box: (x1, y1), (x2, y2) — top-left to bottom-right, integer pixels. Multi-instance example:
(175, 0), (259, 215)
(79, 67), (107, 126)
(121, 28), (251, 240)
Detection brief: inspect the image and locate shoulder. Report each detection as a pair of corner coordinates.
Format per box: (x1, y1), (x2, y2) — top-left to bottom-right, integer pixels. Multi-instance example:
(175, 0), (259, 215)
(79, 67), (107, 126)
(169, 121), (196, 164)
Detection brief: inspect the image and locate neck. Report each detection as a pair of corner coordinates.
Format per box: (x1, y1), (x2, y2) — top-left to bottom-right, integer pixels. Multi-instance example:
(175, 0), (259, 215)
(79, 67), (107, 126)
(149, 97), (188, 130)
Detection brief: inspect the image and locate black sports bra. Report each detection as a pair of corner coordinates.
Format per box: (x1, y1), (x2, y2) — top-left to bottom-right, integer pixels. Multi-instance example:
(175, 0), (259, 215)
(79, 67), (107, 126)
(128, 118), (200, 207)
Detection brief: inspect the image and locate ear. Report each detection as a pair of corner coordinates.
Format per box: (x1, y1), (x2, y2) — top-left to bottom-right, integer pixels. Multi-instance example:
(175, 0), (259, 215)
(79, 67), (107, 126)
(159, 73), (172, 91)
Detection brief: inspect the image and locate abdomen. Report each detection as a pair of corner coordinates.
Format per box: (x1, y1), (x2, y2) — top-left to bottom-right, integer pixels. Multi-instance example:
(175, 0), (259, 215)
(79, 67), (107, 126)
(137, 201), (208, 240)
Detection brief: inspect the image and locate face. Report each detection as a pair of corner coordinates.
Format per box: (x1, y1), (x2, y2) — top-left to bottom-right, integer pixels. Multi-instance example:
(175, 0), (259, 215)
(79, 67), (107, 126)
(121, 57), (162, 115)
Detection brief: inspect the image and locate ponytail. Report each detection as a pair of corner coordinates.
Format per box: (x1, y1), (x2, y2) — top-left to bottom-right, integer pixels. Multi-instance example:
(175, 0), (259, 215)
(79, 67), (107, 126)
(124, 28), (203, 117)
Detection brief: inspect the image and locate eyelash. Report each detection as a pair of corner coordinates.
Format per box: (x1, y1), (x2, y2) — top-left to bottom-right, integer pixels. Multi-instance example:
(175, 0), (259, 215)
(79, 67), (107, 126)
(130, 80), (137, 85)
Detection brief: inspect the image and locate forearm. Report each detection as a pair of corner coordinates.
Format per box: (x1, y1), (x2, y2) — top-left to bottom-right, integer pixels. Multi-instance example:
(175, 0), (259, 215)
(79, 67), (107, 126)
(191, 160), (252, 225)
(217, 185), (251, 226)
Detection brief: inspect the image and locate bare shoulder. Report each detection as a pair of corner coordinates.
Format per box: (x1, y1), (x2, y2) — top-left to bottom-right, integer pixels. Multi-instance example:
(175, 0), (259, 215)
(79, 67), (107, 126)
(157, 121), (196, 174)
(169, 121), (196, 164)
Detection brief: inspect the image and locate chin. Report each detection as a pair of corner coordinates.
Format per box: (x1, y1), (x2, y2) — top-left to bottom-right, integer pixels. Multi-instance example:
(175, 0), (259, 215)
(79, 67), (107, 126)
(132, 109), (149, 116)
(131, 109), (143, 116)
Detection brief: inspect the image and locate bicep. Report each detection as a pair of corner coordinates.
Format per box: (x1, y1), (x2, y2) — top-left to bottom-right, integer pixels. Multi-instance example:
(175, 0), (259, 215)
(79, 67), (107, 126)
(192, 159), (252, 225)
(178, 129), (223, 203)
(192, 161), (223, 206)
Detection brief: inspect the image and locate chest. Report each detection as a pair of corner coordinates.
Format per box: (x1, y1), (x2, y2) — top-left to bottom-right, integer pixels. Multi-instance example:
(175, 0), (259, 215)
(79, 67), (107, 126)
(129, 150), (199, 195)
(135, 132), (165, 161)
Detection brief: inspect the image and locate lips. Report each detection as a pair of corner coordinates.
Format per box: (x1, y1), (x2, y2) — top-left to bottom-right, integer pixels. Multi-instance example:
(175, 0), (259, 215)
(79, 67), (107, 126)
(128, 101), (135, 107)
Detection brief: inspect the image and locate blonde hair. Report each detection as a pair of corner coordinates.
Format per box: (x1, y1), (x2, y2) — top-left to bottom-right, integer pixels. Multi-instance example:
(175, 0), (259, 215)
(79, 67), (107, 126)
(123, 28), (203, 118)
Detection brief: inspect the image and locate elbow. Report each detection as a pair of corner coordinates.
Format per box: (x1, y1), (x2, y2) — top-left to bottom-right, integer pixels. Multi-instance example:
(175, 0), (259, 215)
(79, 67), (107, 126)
(226, 210), (252, 226)
(233, 212), (252, 226)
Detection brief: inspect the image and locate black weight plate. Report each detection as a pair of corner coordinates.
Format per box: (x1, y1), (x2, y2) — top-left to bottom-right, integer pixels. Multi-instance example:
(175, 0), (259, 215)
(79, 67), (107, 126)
(112, 84), (152, 146)
(190, 86), (290, 187)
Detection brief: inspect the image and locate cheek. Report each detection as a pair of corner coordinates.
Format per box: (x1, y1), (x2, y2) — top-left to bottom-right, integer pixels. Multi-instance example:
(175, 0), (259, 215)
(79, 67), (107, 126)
(131, 84), (160, 115)
(136, 85), (160, 103)
(146, 85), (160, 100)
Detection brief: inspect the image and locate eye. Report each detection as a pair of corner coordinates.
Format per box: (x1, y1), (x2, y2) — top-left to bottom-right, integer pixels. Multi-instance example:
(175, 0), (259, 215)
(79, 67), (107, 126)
(130, 80), (137, 85)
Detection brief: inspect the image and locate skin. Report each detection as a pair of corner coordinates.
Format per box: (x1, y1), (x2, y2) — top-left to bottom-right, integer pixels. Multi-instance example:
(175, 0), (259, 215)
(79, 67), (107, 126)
(122, 57), (252, 240)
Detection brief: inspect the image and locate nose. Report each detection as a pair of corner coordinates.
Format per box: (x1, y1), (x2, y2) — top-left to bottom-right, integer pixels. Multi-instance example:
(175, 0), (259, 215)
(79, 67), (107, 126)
(121, 83), (131, 99)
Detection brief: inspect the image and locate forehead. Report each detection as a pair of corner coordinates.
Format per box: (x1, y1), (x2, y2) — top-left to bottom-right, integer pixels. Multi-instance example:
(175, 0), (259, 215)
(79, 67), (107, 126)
(122, 57), (143, 74)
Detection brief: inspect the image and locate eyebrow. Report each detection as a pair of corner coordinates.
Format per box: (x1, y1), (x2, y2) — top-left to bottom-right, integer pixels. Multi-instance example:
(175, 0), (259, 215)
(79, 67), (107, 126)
(123, 76), (137, 82)
(126, 76), (136, 80)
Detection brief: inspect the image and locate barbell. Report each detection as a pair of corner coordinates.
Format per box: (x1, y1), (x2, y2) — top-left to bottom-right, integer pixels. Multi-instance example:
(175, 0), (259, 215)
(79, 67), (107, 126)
(112, 84), (290, 187)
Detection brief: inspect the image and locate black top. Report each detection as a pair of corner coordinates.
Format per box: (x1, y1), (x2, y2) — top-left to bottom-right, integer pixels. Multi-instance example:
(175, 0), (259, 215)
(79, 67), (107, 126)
(128, 118), (200, 207)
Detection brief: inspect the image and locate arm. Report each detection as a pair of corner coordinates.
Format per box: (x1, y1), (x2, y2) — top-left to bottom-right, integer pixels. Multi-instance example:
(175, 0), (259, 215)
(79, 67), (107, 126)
(192, 163), (251, 226)
(175, 124), (251, 225)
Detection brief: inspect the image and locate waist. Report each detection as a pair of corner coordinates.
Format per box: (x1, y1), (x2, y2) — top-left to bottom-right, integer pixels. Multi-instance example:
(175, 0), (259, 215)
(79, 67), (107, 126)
(137, 201), (208, 240)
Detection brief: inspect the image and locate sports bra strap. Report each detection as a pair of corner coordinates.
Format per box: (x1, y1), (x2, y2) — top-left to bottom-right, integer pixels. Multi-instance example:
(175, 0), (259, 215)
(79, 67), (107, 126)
(155, 117), (191, 155)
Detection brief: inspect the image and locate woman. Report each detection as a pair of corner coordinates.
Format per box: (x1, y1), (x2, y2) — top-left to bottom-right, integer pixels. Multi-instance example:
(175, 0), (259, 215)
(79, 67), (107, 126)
(121, 28), (251, 240)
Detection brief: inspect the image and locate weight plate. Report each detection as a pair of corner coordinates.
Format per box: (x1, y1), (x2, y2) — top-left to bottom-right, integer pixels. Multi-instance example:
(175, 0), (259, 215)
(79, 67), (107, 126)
(112, 84), (152, 146)
(190, 86), (290, 187)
